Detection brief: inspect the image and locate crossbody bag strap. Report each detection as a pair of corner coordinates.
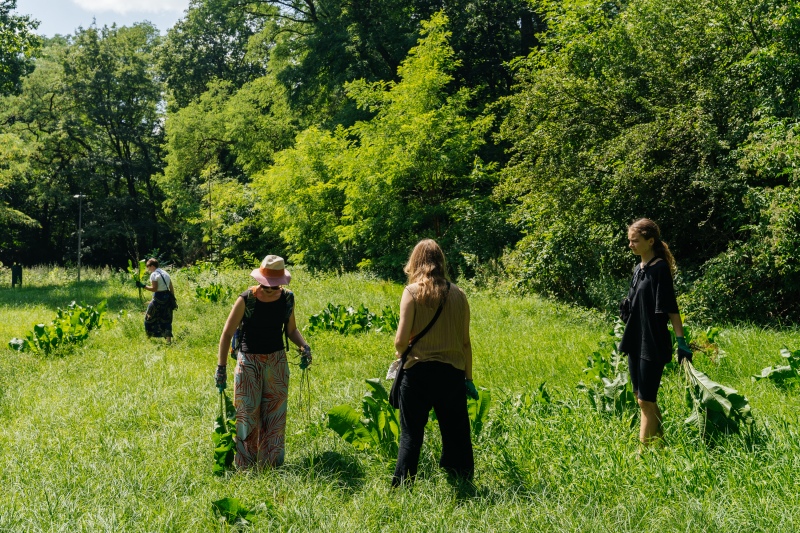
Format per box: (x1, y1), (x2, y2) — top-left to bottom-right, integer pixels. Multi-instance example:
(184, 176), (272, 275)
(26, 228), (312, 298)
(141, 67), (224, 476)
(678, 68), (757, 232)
(399, 281), (451, 363)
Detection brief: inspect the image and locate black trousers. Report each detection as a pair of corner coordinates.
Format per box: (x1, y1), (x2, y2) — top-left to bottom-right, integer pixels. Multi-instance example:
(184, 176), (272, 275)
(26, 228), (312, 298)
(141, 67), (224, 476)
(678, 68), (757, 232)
(392, 361), (474, 486)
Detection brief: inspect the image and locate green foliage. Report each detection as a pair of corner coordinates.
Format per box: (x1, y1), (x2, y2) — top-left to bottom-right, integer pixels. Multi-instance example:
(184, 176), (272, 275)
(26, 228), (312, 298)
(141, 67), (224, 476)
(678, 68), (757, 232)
(8, 301), (108, 355)
(327, 378), (492, 457)
(305, 303), (399, 335)
(211, 497), (262, 525)
(1, 25), (166, 266)
(0, 0), (40, 96)
(670, 322), (725, 363)
(259, 13), (499, 275)
(156, 0), (270, 111)
(499, 0), (800, 323)
(195, 282), (233, 303)
(127, 259), (147, 302)
(577, 323), (637, 417)
(327, 378), (401, 456)
(682, 360), (754, 438)
(686, 187), (800, 324)
(159, 75), (294, 261)
(212, 391), (237, 476)
(752, 348), (800, 385)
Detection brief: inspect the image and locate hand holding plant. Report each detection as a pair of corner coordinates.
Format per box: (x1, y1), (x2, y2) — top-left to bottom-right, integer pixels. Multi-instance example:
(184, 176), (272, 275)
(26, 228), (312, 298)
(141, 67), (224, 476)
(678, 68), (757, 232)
(215, 365), (227, 392)
(677, 336), (692, 364)
(465, 379), (479, 400)
(299, 345), (312, 369)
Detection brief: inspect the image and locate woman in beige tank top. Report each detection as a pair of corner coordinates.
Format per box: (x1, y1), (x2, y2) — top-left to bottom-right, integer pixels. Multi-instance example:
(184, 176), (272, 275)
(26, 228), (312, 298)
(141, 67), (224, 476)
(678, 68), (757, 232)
(391, 239), (477, 487)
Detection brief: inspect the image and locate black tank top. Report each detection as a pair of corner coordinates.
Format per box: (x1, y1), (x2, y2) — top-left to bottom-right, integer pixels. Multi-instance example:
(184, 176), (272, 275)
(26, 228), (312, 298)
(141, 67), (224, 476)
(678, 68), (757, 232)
(240, 290), (287, 354)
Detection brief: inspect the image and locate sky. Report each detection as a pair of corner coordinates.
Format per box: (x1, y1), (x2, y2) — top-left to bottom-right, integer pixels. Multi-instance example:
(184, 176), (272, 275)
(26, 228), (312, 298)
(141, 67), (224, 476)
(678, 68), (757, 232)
(16, 0), (191, 37)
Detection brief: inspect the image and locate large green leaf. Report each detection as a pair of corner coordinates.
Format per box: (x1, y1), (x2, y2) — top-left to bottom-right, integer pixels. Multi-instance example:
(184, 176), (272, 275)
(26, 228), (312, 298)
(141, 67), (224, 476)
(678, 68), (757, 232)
(753, 348), (800, 384)
(211, 498), (257, 524)
(683, 361), (753, 436)
(326, 404), (377, 450)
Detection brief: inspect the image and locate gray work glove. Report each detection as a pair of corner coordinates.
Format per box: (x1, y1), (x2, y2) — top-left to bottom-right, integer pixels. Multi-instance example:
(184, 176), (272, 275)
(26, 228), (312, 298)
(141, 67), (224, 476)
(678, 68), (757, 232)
(215, 364), (227, 393)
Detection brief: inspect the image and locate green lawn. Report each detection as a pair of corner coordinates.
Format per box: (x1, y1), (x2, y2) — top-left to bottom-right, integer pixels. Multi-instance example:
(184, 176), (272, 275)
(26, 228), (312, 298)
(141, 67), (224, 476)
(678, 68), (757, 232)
(1, 266), (799, 532)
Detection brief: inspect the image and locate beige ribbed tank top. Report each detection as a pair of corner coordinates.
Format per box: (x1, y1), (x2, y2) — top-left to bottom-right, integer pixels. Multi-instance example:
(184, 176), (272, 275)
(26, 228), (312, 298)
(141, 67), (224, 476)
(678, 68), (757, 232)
(403, 282), (468, 370)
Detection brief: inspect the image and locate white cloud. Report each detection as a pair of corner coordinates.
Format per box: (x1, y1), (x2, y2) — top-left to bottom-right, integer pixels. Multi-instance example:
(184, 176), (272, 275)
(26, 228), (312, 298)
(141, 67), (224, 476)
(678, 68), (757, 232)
(71, 0), (188, 15)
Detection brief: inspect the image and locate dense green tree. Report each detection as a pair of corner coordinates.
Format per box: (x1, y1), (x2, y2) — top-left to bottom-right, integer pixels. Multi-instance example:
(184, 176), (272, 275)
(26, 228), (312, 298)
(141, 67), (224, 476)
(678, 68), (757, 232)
(499, 0), (800, 320)
(0, 26), (166, 265)
(156, 0), (272, 110)
(258, 13), (510, 275)
(0, 0), (40, 96)
(159, 75), (296, 261)
(245, 0), (540, 127)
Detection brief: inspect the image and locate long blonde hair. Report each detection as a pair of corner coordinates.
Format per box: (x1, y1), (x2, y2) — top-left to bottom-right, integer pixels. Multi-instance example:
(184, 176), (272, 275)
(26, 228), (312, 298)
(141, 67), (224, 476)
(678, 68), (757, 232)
(404, 239), (450, 306)
(629, 218), (677, 277)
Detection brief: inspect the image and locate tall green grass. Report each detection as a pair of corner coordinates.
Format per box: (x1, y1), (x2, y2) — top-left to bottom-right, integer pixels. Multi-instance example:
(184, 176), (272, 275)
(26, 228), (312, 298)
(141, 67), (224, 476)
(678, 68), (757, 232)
(1, 266), (799, 531)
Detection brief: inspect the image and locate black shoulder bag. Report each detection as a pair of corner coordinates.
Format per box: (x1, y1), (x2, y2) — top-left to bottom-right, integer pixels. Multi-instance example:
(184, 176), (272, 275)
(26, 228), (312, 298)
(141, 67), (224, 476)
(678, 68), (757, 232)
(619, 257), (658, 323)
(389, 282), (450, 409)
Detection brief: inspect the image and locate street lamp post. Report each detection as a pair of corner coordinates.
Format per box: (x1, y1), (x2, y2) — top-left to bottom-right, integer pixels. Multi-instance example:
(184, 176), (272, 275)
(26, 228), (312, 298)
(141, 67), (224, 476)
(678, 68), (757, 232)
(74, 193), (85, 282)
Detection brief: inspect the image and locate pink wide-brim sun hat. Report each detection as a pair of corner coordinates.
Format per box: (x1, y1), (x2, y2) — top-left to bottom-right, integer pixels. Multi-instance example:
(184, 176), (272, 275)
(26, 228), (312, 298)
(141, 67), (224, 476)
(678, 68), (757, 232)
(250, 255), (292, 286)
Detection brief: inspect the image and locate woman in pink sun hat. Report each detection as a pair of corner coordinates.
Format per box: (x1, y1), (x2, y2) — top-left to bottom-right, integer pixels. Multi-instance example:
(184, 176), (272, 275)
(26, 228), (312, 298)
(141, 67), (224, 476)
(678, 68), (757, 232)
(215, 255), (312, 468)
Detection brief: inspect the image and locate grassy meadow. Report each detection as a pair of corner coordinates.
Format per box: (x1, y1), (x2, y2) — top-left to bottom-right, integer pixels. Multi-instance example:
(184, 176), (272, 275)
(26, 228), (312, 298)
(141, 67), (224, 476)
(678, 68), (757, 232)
(1, 266), (800, 532)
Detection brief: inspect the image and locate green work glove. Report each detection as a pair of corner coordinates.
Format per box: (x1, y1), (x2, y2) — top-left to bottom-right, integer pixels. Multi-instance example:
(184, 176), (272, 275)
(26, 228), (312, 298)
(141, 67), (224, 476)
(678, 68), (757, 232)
(465, 379), (479, 400)
(215, 364), (227, 393)
(676, 336), (692, 364)
(135, 280), (145, 288)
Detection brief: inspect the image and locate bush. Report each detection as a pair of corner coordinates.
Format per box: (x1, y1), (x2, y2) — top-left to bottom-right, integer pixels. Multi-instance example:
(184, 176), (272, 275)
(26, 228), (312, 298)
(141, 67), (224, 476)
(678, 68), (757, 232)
(685, 187), (800, 324)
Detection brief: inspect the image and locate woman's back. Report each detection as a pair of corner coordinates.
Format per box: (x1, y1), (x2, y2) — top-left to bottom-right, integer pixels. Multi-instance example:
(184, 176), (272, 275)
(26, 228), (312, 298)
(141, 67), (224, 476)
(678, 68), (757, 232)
(404, 282), (468, 370)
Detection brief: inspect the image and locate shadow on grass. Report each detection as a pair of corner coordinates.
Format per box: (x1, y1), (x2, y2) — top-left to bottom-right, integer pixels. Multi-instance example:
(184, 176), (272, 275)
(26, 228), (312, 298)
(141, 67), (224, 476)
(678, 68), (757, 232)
(292, 451), (366, 493)
(0, 280), (142, 311)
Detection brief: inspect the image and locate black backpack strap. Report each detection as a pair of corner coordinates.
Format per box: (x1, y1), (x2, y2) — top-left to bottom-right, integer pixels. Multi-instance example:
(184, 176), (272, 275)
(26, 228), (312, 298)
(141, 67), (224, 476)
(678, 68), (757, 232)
(282, 289), (295, 352)
(230, 287), (257, 359)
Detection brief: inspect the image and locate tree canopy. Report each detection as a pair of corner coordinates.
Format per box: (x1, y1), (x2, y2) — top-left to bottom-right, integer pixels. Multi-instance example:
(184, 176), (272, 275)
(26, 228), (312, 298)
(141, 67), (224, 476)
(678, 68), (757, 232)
(1, 0), (799, 323)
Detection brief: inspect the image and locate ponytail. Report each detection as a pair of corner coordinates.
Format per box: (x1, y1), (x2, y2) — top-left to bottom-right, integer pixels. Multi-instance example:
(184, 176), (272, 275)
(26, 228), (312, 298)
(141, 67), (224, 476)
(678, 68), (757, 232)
(653, 239), (677, 277)
(629, 218), (677, 278)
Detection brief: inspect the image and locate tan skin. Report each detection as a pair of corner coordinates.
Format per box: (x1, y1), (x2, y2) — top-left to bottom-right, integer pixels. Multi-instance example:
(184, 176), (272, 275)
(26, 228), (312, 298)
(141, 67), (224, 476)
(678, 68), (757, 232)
(628, 228), (685, 446)
(393, 282), (473, 381)
(144, 264), (175, 343)
(217, 285), (310, 367)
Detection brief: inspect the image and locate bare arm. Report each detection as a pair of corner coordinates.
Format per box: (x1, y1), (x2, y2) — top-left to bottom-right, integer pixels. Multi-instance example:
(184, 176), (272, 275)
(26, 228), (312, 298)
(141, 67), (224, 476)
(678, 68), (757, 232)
(463, 297), (473, 380)
(668, 313), (684, 338)
(218, 297), (245, 366)
(393, 287), (415, 357)
(286, 310), (309, 349)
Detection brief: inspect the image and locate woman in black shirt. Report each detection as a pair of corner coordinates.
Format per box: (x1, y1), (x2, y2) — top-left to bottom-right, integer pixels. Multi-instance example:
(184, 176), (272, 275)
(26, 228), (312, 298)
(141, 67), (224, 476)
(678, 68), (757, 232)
(215, 255), (312, 468)
(619, 219), (692, 447)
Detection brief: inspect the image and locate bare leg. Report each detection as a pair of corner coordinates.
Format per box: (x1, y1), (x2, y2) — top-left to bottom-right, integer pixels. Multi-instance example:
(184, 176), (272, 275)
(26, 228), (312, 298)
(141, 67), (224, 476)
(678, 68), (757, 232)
(638, 399), (663, 446)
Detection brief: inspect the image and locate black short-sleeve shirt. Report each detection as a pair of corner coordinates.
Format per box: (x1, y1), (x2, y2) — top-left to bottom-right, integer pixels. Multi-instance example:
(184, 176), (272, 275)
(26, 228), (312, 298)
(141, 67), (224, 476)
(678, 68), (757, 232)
(619, 260), (679, 363)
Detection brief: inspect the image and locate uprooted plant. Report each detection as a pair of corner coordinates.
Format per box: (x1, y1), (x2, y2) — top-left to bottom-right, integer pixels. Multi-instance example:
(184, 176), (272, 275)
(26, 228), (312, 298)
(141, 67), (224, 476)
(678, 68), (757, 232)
(305, 304), (399, 335)
(9, 301), (109, 355)
(327, 378), (491, 457)
(127, 259), (147, 303)
(682, 360), (753, 438)
(752, 348), (800, 386)
(670, 322), (726, 365)
(212, 391), (237, 476)
(577, 321), (637, 419)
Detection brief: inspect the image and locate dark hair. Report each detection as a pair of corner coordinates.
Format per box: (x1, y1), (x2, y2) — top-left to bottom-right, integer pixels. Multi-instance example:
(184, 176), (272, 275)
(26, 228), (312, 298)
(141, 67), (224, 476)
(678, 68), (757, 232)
(404, 239), (450, 306)
(146, 258), (159, 268)
(629, 218), (676, 277)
